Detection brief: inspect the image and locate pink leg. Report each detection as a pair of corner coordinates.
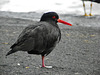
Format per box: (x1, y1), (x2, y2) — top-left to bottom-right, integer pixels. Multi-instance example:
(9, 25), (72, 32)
(42, 56), (45, 67)
(41, 56), (52, 68)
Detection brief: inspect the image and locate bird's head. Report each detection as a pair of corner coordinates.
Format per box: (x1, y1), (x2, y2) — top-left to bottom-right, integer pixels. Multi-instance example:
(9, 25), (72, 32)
(40, 12), (72, 26)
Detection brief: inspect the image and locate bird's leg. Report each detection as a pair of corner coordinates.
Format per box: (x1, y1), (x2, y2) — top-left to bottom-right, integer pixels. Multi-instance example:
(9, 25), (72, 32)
(42, 56), (45, 67)
(82, 1), (89, 16)
(41, 56), (52, 68)
(89, 1), (93, 16)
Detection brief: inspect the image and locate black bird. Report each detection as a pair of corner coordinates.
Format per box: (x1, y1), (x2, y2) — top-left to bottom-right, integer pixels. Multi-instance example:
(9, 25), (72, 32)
(82, 0), (100, 16)
(6, 12), (72, 68)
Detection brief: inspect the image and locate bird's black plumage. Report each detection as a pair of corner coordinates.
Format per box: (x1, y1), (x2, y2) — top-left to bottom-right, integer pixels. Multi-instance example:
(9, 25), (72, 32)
(82, 0), (100, 3)
(6, 12), (61, 56)
(93, 0), (100, 3)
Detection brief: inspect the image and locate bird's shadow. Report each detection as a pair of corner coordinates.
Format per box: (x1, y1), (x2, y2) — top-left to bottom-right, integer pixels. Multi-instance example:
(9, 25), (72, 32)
(41, 66), (70, 71)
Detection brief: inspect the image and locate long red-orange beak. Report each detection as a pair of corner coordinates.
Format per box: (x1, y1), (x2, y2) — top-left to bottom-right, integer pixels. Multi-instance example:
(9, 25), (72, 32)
(57, 19), (72, 26)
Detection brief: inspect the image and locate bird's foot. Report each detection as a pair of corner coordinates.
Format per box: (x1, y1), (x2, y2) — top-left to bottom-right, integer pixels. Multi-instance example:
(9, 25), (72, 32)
(89, 13), (93, 16)
(42, 65), (52, 68)
(84, 13), (89, 16)
(45, 66), (52, 68)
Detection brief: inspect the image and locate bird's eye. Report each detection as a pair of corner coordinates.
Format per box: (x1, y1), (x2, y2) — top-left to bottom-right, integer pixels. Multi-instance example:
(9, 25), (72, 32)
(52, 16), (56, 19)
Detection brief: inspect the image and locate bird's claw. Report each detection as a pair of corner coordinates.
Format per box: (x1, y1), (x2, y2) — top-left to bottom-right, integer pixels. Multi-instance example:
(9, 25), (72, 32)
(89, 13), (93, 16)
(84, 13), (89, 16)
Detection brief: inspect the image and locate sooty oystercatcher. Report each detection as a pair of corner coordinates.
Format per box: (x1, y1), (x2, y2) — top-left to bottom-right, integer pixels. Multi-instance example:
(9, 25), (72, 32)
(82, 0), (100, 16)
(6, 12), (72, 68)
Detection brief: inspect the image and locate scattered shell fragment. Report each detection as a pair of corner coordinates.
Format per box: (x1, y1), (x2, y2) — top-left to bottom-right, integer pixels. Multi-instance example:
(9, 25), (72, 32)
(2, 42), (9, 44)
(90, 34), (96, 37)
(66, 33), (70, 36)
(75, 72), (80, 75)
(25, 67), (29, 68)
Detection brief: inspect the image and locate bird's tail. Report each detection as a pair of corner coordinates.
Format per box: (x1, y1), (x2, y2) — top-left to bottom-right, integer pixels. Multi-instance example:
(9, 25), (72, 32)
(6, 49), (17, 56)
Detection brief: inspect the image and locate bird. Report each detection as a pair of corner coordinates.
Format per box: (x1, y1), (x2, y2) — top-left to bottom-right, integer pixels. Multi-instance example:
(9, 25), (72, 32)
(6, 12), (72, 68)
(82, 0), (100, 16)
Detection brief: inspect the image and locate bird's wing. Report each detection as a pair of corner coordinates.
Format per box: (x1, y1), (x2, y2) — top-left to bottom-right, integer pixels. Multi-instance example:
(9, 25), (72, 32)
(10, 23), (45, 51)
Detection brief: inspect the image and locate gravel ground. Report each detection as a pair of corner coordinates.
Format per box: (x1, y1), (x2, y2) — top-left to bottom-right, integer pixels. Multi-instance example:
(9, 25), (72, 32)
(0, 12), (100, 75)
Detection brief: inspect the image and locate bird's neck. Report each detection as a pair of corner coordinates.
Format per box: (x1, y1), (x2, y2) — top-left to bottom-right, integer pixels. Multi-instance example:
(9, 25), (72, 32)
(41, 20), (59, 28)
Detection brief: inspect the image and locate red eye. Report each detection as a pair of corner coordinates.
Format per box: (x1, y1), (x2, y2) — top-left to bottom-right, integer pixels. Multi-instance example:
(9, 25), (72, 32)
(52, 16), (56, 19)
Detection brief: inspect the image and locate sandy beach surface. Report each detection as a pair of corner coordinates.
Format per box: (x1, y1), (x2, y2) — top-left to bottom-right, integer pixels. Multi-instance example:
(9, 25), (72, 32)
(0, 11), (100, 75)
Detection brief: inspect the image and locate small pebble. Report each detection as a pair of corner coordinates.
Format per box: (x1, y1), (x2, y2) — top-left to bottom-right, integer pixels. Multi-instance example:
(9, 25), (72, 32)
(17, 63), (20, 66)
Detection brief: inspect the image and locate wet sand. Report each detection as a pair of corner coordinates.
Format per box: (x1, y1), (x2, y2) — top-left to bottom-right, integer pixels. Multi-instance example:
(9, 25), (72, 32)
(0, 11), (100, 75)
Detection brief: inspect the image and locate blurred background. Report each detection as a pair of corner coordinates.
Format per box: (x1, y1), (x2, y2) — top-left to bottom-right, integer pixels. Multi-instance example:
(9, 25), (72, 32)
(0, 0), (100, 15)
